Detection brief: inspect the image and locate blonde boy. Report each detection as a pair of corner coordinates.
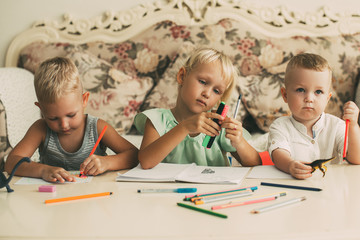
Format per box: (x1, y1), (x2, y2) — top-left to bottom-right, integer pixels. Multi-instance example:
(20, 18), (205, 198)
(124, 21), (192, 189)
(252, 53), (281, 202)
(5, 57), (138, 182)
(268, 53), (360, 179)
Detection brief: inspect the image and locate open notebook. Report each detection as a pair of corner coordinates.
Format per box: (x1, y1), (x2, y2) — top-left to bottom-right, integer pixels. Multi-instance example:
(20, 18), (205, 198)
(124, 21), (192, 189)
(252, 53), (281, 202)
(116, 163), (251, 184)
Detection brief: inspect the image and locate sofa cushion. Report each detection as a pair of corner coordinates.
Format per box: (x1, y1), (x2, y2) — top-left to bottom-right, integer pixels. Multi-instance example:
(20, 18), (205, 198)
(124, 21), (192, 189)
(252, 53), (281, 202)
(18, 42), (71, 73)
(67, 51), (153, 133)
(355, 72), (360, 124)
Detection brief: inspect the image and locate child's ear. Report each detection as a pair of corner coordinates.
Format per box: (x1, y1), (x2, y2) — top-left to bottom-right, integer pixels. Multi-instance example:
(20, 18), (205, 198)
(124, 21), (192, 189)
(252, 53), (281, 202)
(280, 87), (288, 103)
(176, 67), (186, 85)
(34, 102), (41, 109)
(82, 92), (90, 107)
(327, 92), (332, 101)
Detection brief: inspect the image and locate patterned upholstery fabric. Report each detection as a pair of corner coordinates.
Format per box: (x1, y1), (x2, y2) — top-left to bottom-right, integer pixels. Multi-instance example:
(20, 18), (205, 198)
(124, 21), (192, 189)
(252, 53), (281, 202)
(15, 19), (360, 135)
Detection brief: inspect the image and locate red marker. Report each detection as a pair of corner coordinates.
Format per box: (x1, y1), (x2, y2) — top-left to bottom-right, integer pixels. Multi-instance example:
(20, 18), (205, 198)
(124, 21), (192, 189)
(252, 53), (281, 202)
(343, 119), (349, 160)
(79, 125), (108, 177)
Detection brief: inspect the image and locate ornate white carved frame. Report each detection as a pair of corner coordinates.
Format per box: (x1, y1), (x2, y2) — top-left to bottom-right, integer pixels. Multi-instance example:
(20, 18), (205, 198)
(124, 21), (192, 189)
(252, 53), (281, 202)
(5, 0), (360, 67)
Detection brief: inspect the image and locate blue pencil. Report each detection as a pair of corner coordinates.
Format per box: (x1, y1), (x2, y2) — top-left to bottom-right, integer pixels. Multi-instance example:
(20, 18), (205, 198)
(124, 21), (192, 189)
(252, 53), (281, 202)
(261, 182), (322, 192)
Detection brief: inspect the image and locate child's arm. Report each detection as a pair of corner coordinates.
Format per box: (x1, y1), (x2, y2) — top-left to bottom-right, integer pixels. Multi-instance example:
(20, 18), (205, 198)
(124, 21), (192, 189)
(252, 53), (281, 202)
(4, 120), (75, 183)
(79, 119), (139, 175)
(271, 149), (312, 179)
(221, 117), (261, 166)
(343, 101), (360, 164)
(138, 112), (224, 169)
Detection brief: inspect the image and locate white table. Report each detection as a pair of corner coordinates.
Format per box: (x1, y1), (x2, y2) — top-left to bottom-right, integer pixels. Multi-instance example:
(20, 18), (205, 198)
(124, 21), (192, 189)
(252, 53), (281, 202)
(1, 164), (359, 240)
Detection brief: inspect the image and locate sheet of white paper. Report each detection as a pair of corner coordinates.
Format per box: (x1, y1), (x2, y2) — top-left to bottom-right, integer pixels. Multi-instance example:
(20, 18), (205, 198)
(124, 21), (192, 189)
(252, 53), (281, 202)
(14, 171), (93, 185)
(246, 165), (293, 179)
(116, 163), (194, 182)
(175, 166), (251, 184)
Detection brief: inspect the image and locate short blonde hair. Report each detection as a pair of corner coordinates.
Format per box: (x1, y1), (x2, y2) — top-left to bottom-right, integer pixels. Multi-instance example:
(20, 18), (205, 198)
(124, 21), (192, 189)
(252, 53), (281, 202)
(284, 53), (332, 87)
(34, 57), (82, 103)
(182, 47), (237, 103)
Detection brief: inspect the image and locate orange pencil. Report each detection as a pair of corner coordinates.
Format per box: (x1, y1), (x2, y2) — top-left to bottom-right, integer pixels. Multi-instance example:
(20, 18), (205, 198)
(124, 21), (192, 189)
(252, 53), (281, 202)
(80, 125), (108, 177)
(45, 192), (113, 204)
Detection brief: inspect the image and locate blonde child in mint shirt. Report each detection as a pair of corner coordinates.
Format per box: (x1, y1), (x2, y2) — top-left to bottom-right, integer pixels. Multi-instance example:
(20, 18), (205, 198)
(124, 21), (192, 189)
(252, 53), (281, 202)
(134, 47), (261, 169)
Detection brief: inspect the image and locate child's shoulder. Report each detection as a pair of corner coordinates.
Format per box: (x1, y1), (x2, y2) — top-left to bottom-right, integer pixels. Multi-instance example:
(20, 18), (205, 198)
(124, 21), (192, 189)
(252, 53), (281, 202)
(134, 108), (174, 134)
(323, 113), (344, 126)
(270, 115), (292, 126)
(31, 119), (48, 130)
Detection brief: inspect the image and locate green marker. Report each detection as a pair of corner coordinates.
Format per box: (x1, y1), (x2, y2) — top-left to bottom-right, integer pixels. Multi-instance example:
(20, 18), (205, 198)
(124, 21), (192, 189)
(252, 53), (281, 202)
(177, 202), (228, 219)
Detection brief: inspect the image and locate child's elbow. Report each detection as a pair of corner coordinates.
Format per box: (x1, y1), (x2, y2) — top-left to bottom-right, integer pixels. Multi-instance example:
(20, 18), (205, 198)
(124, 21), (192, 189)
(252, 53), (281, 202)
(138, 154), (155, 170)
(139, 161), (155, 170)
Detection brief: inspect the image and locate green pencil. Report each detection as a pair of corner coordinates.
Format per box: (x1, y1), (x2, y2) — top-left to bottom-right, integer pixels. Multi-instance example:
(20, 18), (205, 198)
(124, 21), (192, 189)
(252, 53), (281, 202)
(177, 202), (228, 219)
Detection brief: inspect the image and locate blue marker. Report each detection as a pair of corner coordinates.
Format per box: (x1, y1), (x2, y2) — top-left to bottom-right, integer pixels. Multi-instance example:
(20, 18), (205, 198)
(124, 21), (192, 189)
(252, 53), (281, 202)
(137, 188), (197, 193)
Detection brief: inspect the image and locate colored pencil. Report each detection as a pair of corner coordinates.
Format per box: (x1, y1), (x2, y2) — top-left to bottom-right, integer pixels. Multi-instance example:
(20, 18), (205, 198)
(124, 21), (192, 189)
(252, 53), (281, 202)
(80, 125), (108, 177)
(191, 189), (253, 202)
(251, 196), (306, 214)
(343, 119), (349, 159)
(194, 191), (252, 205)
(177, 202), (227, 219)
(45, 192), (113, 204)
(137, 188), (197, 193)
(90, 125), (108, 156)
(233, 94), (242, 118)
(261, 182), (322, 192)
(211, 192), (286, 210)
(184, 186), (257, 201)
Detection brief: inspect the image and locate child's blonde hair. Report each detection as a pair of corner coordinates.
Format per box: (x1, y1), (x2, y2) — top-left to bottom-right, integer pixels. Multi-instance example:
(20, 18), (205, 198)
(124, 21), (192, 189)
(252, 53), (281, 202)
(182, 47), (237, 103)
(284, 53), (332, 87)
(34, 57), (82, 103)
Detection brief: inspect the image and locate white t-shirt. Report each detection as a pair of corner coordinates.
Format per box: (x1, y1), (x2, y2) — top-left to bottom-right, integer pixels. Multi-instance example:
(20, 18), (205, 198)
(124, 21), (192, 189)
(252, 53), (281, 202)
(268, 113), (345, 164)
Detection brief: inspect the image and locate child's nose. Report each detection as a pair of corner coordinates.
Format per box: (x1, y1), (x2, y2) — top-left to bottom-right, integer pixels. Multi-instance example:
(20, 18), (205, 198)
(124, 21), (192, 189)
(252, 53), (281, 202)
(59, 119), (69, 129)
(202, 87), (211, 98)
(305, 93), (314, 102)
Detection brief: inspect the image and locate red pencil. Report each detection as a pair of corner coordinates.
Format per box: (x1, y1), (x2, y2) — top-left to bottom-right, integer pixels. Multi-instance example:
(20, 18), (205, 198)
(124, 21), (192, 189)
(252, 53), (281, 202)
(79, 125), (108, 176)
(343, 119), (349, 160)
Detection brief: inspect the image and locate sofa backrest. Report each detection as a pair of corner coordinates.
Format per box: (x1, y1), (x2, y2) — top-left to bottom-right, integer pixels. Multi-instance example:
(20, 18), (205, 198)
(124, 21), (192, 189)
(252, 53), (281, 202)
(6, 0), (360, 133)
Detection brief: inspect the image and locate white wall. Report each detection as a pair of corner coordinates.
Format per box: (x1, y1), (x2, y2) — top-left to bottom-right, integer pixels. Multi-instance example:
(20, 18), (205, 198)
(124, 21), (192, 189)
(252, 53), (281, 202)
(1, 0), (359, 67)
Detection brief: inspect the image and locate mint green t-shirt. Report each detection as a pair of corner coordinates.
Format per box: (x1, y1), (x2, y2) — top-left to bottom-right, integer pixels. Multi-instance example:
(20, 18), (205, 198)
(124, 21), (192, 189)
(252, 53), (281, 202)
(134, 108), (251, 166)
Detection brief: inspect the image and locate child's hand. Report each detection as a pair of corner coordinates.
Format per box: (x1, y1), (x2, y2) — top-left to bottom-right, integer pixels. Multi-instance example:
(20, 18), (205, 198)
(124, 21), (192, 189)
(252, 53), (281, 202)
(41, 166), (75, 183)
(80, 155), (109, 176)
(289, 160), (313, 179)
(220, 116), (245, 148)
(181, 112), (223, 136)
(342, 101), (359, 126)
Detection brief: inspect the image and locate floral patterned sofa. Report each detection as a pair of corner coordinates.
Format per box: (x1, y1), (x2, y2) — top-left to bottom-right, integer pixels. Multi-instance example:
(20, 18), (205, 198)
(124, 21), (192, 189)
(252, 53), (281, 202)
(2, 0), (360, 168)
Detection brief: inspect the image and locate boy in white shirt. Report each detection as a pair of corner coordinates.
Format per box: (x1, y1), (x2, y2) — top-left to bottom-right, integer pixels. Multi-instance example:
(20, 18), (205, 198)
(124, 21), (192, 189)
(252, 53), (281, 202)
(268, 53), (360, 179)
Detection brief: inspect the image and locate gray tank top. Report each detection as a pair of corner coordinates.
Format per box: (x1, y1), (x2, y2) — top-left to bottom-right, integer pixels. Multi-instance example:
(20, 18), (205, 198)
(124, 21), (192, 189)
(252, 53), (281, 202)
(39, 114), (107, 170)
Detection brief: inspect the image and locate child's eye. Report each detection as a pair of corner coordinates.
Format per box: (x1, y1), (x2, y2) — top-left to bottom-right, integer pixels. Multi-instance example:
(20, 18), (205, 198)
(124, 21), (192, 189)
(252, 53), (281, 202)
(213, 89), (221, 95)
(315, 90), (323, 94)
(67, 113), (76, 118)
(296, 88), (305, 93)
(199, 79), (206, 85)
(48, 118), (58, 121)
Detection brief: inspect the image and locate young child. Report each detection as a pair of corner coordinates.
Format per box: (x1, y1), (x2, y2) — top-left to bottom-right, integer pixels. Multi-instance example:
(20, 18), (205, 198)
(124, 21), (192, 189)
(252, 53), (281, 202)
(5, 57), (138, 182)
(134, 47), (261, 169)
(268, 53), (360, 179)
